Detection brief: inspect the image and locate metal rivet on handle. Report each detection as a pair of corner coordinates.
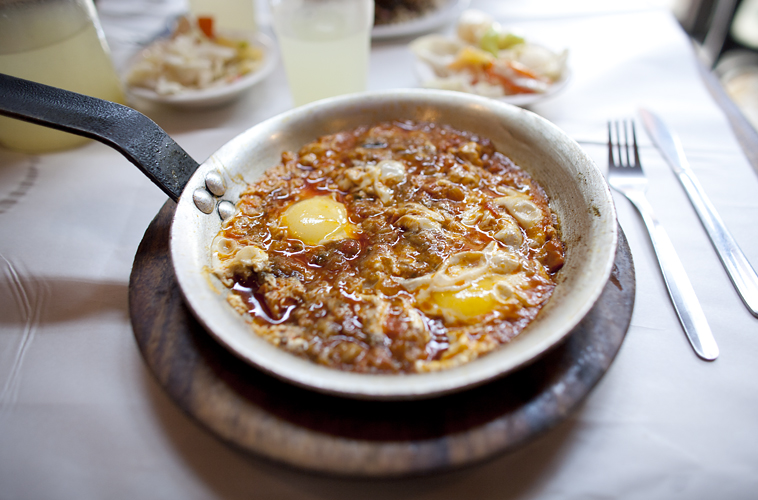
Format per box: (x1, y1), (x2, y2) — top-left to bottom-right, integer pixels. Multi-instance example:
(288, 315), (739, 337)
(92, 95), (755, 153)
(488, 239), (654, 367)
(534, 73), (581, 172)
(218, 200), (236, 221)
(193, 188), (215, 214)
(205, 171), (226, 196)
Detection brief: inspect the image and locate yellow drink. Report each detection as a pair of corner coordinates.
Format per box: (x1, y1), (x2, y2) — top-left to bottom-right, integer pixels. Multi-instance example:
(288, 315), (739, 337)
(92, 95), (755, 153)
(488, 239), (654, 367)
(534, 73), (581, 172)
(0, 1), (124, 153)
(271, 0), (373, 107)
(187, 0), (258, 31)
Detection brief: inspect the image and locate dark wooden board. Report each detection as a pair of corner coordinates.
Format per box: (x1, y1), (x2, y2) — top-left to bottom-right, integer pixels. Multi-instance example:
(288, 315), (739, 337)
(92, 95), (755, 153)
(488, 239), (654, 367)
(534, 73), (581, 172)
(129, 200), (635, 477)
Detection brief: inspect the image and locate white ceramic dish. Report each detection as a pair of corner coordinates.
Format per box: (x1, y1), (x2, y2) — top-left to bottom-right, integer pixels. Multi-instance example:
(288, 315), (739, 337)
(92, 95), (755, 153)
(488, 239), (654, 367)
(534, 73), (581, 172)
(125, 31), (277, 108)
(372, 0), (470, 39)
(169, 89), (618, 400)
(413, 58), (572, 107)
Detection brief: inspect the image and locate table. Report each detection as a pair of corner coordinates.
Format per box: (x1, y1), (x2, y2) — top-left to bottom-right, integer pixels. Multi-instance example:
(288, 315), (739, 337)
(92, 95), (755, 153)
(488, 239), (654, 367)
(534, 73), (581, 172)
(1, 0), (757, 498)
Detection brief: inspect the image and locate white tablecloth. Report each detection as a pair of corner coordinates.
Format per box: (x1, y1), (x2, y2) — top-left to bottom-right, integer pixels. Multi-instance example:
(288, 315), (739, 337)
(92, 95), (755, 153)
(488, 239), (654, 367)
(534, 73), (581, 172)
(2, 0), (757, 498)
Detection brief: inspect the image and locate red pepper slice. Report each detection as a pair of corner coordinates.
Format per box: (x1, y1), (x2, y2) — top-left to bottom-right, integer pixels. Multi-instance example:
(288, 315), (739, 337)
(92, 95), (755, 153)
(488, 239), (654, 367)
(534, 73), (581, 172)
(197, 16), (214, 38)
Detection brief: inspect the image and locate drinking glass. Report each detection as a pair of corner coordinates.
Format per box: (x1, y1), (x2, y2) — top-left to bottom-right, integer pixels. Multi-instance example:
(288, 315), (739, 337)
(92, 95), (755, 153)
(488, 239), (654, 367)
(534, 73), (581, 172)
(0, 0), (124, 153)
(187, 0), (258, 32)
(269, 0), (374, 107)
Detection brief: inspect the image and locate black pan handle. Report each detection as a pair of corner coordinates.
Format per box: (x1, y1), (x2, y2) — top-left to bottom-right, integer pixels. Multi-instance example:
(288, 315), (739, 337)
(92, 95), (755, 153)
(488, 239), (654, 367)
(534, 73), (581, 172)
(0, 73), (199, 201)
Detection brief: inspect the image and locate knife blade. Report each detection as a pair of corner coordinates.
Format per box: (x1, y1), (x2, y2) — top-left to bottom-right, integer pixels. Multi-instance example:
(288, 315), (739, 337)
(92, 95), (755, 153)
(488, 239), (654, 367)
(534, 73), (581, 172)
(639, 108), (758, 318)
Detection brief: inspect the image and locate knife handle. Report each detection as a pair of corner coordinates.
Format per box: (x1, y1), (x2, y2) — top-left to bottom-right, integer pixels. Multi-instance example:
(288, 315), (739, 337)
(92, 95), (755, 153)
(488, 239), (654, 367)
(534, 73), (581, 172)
(626, 190), (719, 360)
(677, 169), (758, 317)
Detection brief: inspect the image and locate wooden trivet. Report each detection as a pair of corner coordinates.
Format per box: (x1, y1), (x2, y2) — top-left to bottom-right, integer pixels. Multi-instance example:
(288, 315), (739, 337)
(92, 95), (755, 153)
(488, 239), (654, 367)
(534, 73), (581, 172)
(129, 200), (635, 477)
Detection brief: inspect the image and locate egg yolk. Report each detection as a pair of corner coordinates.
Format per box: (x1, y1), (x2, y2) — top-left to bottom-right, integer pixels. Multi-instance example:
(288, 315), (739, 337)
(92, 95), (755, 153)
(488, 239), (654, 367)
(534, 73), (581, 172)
(431, 276), (501, 320)
(280, 196), (354, 245)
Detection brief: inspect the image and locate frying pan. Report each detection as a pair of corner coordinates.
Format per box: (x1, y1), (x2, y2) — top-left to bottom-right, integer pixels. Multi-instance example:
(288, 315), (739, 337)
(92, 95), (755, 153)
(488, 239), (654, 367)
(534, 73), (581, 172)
(0, 73), (618, 400)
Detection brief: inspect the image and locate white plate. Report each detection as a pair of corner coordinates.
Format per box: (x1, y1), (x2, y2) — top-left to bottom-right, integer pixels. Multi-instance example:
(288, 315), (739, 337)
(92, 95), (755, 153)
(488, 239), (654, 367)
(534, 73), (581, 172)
(414, 58), (572, 107)
(125, 31), (278, 108)
(372, 0), (470, 39)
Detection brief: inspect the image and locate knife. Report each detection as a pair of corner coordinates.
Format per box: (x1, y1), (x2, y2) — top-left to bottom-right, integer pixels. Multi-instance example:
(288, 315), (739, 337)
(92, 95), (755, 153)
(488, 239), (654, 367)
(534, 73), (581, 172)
(639, 108), (758, 318)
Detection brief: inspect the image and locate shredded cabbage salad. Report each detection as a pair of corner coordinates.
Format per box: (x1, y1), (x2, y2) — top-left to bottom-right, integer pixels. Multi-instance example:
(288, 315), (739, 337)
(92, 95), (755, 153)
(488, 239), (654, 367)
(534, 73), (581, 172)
(126, 16), (264, 95)
(410, 10), (568, 98)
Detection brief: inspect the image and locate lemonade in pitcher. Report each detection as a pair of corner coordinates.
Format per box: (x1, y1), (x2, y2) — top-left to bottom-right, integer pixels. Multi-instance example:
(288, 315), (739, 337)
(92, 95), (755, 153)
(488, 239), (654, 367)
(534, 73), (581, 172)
(0, 0), (124, 153)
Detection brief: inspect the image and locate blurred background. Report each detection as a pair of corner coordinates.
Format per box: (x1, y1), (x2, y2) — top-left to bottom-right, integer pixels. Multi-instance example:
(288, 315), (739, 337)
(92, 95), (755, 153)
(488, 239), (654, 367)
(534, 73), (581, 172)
(90, 0), (758, 131)
(672, 0), (758, 129)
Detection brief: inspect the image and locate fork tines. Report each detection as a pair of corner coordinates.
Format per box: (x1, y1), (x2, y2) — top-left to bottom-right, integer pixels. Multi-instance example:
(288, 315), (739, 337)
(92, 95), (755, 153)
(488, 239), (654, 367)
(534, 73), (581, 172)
(608, 120), (640, 168)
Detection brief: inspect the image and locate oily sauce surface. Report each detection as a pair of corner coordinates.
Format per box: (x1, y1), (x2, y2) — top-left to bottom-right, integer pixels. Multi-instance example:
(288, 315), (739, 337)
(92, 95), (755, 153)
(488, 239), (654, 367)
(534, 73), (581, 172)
(212, 121), (565, 373)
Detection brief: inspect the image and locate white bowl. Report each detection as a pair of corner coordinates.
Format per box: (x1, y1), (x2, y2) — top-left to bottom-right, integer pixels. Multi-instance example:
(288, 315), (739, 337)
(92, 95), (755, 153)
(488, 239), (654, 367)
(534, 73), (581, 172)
(372, 0), (471, 39)
(170, 89), (618, 400)
(414, 58), (572, 107)
(413, 35), (572, 106)
(125, 31), (277, 108)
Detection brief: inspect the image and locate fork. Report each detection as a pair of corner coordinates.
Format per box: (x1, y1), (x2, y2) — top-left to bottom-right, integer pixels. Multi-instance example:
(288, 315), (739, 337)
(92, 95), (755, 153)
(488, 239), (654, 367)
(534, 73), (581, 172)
(607, 120), (719, 361)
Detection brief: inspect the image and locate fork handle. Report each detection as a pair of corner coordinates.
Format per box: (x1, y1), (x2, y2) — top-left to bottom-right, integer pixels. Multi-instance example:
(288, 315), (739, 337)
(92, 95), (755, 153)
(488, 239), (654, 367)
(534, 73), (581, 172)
(625, 190), (719, 360)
